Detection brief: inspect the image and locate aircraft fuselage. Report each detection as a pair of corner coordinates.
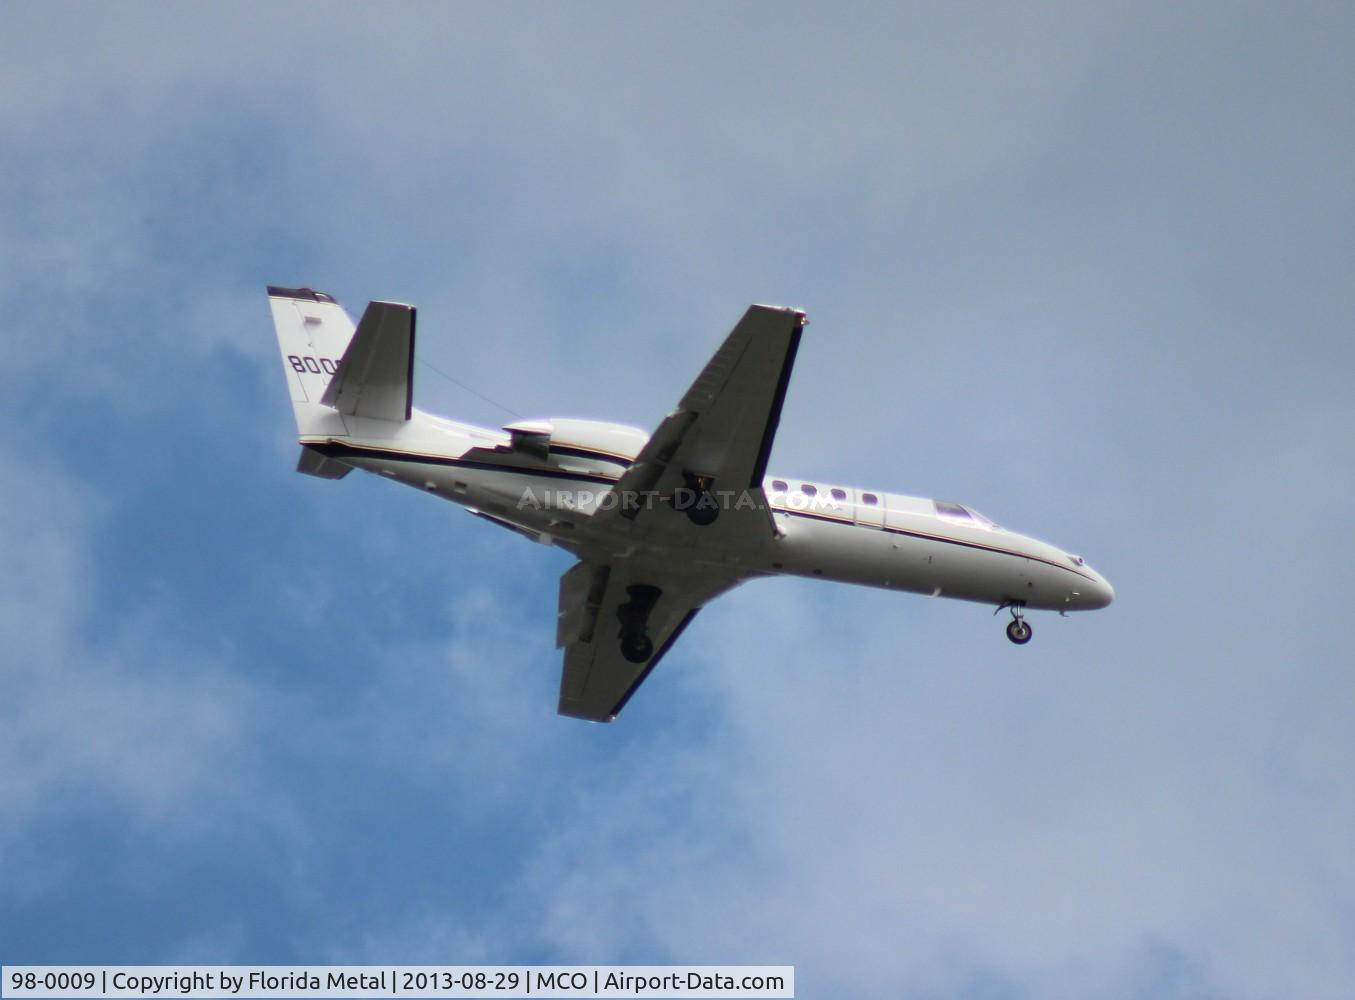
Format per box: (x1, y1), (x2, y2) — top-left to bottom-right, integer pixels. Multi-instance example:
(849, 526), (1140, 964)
(303, 413), (1114, 615)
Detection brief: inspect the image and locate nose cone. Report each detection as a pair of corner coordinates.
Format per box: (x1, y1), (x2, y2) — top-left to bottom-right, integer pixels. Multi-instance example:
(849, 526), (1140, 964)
(1086, 570), (1115, 609)
(1060, 551), (1115, 610)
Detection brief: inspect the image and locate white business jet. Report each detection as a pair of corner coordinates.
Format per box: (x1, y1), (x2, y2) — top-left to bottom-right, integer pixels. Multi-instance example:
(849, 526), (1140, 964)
(268, 287), (1113, 722)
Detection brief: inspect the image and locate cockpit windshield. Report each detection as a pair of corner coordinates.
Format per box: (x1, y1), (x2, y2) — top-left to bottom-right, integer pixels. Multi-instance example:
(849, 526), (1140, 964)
(935, 500), (998, 531)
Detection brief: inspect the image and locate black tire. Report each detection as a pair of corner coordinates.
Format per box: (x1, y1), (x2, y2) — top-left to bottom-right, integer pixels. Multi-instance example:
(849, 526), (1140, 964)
(687, 502), (719, 526)
(1006, 619), (1033, 645)
(621, 632), (654, 663)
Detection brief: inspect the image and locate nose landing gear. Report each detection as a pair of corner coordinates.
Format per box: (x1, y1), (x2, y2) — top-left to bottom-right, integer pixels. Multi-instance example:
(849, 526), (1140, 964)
(996, 600), (1032, 645)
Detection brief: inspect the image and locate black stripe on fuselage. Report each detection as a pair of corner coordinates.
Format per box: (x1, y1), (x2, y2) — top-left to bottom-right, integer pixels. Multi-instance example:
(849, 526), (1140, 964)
(548, 444), (634, 468)
(781, 507), (1097, 583)
(308, 441), (622, 486)
(312, 442), (1094, 583)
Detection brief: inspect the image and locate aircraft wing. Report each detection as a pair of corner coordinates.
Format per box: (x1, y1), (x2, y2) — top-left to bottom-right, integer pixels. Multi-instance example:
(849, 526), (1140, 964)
(602, 304), (806, 531)
(556, 558), (742, 722)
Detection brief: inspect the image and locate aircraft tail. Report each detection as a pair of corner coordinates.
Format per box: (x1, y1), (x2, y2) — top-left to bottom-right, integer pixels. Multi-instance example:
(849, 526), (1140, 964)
(267, 285), (417, 440)
(268, 286), (359, 438)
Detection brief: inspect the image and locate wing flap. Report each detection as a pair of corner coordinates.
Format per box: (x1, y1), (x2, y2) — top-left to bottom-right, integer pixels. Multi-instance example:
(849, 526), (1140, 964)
(556, 560), (610, 650)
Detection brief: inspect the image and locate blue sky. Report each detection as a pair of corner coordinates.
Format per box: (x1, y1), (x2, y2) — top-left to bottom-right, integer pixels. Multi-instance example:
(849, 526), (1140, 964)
(3, 4), (1354, 998)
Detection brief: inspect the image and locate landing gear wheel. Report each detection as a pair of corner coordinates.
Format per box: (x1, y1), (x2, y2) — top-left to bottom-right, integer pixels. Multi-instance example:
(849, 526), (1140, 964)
(1006, 619), (1032, 645)
(620, 632), (654, 663)
(687, 500), (719, 526)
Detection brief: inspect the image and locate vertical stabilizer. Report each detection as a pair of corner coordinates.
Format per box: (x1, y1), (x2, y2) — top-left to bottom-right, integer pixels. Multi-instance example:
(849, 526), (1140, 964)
(267, 286), (356, 437)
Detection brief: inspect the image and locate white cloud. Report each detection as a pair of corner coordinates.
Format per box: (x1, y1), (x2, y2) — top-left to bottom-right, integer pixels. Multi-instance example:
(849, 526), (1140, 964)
(0, 448), (266, 862)
(3, 3), (1355, 997)
(473, 570), (1354, 999)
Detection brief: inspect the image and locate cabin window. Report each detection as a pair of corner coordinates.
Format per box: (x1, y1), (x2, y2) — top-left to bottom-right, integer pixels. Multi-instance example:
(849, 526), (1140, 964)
(800, 483), (817, 497)
(935, 500), (973, 524)
(830, 488), (847, 501)
(861, 492), (879, 506)
(771, 479), (788, 492)
(967, 508), (998, 530)
(935, 500), (997, 530)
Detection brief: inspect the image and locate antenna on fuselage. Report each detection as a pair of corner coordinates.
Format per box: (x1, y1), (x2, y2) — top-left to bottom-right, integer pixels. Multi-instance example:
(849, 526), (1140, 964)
(417, 357), (523, 420)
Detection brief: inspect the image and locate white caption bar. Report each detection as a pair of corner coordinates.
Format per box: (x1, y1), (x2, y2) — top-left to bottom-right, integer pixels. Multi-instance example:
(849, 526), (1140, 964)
(2, 967), (793, 999)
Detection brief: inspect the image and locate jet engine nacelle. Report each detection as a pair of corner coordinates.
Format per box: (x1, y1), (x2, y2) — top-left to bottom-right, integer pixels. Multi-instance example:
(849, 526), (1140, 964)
(504, 418), (648, 471)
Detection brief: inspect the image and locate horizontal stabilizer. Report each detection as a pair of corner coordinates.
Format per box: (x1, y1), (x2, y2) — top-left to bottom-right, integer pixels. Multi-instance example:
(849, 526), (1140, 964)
(296, 444), (352, 479)
(321, 301), (416, 422)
